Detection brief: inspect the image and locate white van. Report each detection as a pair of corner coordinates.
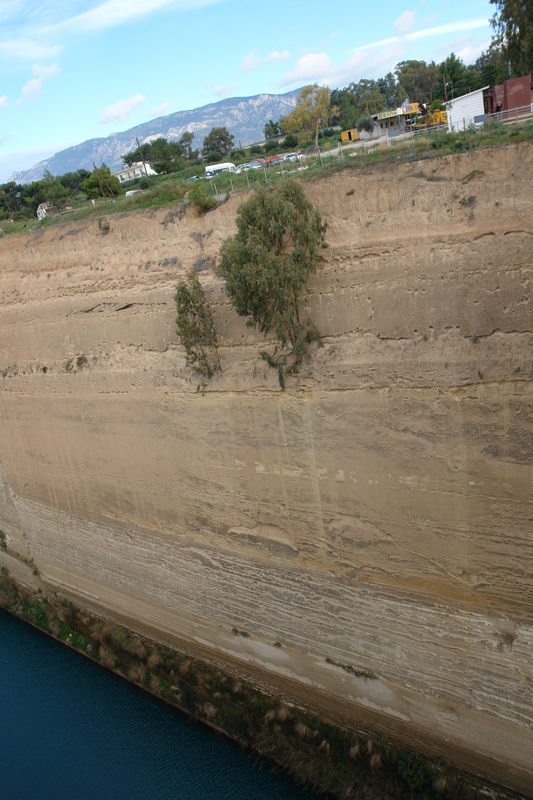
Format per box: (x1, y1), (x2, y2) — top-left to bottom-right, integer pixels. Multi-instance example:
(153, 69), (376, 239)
(205, 162), (240, 179)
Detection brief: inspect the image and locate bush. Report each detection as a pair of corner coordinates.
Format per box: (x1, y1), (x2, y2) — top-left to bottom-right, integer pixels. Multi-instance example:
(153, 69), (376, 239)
(139, 176), (149, 189)
(188, 183), (215, 216)
(250, 144), (264, 154)
(175, 271), (221, 379)
(205, 150), (223, 164)
(282, 134), (298, 149)
(264, 139), (279, 152)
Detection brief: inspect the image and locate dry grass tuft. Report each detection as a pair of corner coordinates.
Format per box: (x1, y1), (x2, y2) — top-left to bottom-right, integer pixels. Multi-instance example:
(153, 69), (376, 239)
(366, 739), (373, 754)
(100, 653), (116, 669)
(370, 753), (382, 771)
(349, 744), (360, 760)
(319, 739), (330, 754)
(147, 651), (161, 670)
(128, 664), (147, 684)
(276, 706), (290, 722)
(433, 775), (448, 794)
(264, 710), (276, 723)
(295, 722), (309, 739)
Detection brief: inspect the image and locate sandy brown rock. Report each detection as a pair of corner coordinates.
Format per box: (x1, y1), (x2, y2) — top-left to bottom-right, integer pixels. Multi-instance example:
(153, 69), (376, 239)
(0, 142), (532, 794)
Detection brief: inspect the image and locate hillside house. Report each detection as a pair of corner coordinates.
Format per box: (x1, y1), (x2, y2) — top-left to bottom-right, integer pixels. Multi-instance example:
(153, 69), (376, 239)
(36, 203), (59, 221)
(112, 162), (157, 183)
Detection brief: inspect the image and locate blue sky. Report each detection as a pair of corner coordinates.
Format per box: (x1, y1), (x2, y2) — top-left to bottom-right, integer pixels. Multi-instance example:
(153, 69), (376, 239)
(0, 0), (494, 181)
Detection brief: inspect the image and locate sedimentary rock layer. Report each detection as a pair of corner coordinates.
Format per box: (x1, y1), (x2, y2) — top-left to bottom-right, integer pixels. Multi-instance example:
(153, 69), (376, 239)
(1, 143), (532, 794)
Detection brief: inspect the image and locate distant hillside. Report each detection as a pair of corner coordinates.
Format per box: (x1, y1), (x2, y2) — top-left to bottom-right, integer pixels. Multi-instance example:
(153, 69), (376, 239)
(10, 90), (299, 185)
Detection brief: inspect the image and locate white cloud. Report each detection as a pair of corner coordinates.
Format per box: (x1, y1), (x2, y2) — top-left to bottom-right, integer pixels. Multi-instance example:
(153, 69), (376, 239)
(241, 48), (290, 72)
(0, 134), (10, 146)
(99, 93), (146, 123)
(350, 18), (490, 54)
(50, 0), (224, 34)
(16, 62), (60, 104)
(0, 95), (8, 107)
(150, 101), (177, 116)
(394, 10), (416, 35)
(211, 84), (231, 98)
(282, 52), (335, 85)
(406, 19), (490, 41)
(0, 39), (61, 60)
(455, 38), (491, 65)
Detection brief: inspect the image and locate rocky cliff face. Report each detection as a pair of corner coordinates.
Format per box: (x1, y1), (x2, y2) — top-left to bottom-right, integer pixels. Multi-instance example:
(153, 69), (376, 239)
(1, 143), (532, 794)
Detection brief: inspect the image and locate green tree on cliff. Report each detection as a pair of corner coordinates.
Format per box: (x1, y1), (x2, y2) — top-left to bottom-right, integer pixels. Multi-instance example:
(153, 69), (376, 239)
(218, 181), (326, 387)
(175, 272), (221, 379)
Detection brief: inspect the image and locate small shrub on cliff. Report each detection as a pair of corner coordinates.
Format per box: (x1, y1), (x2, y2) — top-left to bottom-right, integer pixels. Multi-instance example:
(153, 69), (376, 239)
(175, 272), (221, 379)
(189, 183), (215, 216)
(218, 181), (326, 387)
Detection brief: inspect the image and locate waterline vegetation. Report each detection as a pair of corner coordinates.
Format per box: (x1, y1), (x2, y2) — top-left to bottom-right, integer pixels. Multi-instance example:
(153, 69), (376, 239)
(0, 566), (499, 800)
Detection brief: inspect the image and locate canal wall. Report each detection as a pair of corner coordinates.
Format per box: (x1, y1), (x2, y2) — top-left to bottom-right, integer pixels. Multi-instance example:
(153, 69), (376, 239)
(1, 143), (532, 793)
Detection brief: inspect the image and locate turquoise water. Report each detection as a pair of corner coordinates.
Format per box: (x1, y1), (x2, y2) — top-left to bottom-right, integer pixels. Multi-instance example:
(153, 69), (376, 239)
(0, 609), (315, 800)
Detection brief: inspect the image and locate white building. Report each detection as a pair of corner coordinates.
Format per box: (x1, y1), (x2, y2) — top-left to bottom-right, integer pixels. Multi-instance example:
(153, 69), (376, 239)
(36, 203), (59, 221)
(446, 87), (489, 132)
(112, 162), (157, 183)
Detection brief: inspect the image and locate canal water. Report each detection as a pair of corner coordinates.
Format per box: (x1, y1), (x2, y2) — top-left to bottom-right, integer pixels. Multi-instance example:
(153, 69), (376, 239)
(0, 609), (315, 800)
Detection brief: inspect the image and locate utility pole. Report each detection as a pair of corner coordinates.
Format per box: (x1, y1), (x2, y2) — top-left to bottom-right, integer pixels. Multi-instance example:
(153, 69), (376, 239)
(1, 187), (14, 221)
(443, 73), (448, 102)
(100, 171), (116, 200)
(93, 162), (107, 203)
(136, 137), (152, 188)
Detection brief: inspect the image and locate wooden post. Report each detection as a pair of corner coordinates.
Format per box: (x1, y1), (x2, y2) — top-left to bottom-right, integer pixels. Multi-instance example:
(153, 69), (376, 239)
(136, 137), (152, 188)
(230, 177), (234, 192)
(516, 108), (518, 127)
(245, 171), (250, 189)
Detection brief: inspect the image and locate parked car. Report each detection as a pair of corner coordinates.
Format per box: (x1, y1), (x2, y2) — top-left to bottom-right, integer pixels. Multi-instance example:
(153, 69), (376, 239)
(283, 153), (297, 162)
(241, 160), (263, 171)
(187, 175), (201, 182)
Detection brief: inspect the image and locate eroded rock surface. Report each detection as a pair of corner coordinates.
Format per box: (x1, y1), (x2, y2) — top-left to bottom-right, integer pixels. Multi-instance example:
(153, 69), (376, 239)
(1, 143), (532, 793)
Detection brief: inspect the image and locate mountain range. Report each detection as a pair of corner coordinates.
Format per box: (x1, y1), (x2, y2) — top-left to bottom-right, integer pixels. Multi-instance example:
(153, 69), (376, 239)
(10, 90), (300, 185)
